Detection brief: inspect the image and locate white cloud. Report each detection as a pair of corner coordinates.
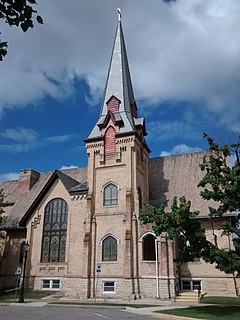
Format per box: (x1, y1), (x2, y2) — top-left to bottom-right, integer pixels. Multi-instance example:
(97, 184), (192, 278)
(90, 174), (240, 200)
(160, 144), (202, 156)
(60, 165), (79, 170)
(0, 143), (36, 153)
(44, 135), (73, 143)
(0, 172), (19, 182)
(2, 127), (38, 143)
(0, 128), (74, 154)
(147, 120), (200, 142)
(0, 0), (239, 132)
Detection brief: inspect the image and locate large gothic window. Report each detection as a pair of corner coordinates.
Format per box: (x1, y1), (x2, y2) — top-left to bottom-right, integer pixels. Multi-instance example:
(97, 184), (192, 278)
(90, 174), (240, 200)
(102, 236), (117, 261)
(103, 183), (118, 206)
(41, 198), (68, 263)
(105, 126), (116, 154)
(142, 234), (156, 261)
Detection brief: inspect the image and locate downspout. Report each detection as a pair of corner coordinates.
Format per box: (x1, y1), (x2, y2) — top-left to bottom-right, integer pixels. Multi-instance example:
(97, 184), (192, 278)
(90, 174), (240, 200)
(134, 215), (141, 298)
(130, 146), (136, 298)
(92, 217), (97, 298)
(155, 237), (159, 298)
(87, 151), (96, 298)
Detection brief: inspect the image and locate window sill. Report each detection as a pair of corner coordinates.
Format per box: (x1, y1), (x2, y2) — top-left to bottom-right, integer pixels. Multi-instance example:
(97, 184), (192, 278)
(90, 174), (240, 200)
(38, 262), (67, 265)
(103, 205), (119, 208)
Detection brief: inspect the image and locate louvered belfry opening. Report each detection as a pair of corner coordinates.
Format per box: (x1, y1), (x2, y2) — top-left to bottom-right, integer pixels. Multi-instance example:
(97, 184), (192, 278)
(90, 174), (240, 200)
(105, 126), (116, 154)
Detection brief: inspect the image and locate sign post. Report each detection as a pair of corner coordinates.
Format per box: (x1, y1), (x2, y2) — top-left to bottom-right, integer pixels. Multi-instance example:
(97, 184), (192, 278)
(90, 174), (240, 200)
(95, 263), (101, 302)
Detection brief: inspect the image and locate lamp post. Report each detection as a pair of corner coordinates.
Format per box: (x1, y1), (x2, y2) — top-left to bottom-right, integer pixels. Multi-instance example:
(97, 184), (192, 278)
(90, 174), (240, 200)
(18, 241), (30, 303)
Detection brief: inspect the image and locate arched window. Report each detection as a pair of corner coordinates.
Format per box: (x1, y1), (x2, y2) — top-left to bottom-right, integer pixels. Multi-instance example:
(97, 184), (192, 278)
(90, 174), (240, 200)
(105, 126), (116, 154)
(41, 198), (68, 263)
(103, 183), (118, 206)
(142, 234), (156, 261)
(102, 236), (117, 261)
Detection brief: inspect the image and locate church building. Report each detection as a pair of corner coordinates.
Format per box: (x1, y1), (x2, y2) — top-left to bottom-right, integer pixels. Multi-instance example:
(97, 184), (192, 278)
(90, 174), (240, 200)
(0, 12), (238, 300)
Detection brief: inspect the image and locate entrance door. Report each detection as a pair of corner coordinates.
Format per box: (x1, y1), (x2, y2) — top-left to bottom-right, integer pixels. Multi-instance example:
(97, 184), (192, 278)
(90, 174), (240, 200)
(181, 280), (201, 292)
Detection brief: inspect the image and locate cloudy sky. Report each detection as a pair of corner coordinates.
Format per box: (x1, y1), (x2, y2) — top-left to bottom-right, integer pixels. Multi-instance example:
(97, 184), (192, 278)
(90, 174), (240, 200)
(0, 0), (239, 181)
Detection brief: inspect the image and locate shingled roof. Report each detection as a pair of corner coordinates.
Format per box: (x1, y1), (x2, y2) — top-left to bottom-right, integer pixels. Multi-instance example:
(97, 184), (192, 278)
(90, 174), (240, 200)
(149, 151), (217, 215)
(0, 168), (87, 229)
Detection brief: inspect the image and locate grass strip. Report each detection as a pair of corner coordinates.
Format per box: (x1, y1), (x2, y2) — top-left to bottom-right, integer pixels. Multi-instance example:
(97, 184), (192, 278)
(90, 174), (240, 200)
(200, 296), (240, 305)
(0, 290), (54, 300)
(156, 306), (240, 320)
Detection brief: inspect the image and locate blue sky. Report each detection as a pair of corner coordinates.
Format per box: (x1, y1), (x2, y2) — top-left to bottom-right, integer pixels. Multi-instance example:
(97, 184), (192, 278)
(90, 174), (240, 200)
(0, 0), (239, 181)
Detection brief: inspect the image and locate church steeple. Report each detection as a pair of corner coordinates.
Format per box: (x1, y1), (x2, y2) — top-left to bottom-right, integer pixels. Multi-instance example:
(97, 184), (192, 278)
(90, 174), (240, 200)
(86, 10), (147, 141)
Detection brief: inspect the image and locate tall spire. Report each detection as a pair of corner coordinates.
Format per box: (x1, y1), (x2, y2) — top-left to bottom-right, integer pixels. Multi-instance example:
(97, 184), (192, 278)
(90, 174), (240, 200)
(86, 10), (147, 140)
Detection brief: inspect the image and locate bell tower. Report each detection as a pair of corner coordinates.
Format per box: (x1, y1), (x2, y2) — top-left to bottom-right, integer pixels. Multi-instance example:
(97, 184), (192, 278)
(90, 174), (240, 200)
(84, 9), (150, 299)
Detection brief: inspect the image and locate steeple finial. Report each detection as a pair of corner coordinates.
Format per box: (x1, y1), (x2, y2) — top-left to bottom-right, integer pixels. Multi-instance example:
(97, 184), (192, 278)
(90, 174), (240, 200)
(117, 8), (122, 22)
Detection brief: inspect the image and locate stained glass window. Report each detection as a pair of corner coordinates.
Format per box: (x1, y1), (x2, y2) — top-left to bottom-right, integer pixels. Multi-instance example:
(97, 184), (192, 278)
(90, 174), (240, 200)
(103, 183), (118, 206)
(41, 198), (68, 263)
(102, 236), (117, 261)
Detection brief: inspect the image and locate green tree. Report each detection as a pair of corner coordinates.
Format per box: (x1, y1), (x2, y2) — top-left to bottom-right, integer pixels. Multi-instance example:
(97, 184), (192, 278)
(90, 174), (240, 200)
(140, 196), (211, 266)
(140, 134), (240, 294)
(0, 0), (43, 61)
(197, 133), (240, 294)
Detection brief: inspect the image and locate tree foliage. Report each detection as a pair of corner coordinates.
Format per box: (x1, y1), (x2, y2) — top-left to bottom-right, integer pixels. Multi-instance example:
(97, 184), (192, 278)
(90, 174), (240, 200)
(197, 133), (240, 277)
(140, 133), (240, 279)
(198, 133), (240, 216)
(140, 197), (211, 266)
(0, 0), (43, 61)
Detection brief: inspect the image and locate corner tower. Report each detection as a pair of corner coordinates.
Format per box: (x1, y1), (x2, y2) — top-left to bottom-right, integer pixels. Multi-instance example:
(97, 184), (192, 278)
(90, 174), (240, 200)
(84, 10), (150, 299)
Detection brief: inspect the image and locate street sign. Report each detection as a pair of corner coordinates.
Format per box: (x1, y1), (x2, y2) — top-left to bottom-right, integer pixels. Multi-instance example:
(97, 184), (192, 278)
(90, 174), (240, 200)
(96, 263), (101, 273)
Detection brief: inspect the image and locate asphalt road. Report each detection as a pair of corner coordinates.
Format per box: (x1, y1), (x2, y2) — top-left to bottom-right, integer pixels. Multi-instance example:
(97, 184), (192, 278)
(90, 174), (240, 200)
(0, 305), (159, 320)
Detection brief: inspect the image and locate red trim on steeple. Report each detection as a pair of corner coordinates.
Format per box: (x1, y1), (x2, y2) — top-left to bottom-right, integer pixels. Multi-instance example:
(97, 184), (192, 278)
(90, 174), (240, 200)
(131, 101), (138, 118)
(107, 95), (120, 113)
(105, 126), (116, 154)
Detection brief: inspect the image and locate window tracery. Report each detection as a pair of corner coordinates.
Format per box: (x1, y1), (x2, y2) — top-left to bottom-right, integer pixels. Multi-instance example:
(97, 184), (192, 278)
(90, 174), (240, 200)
(41, 198), (68, 263)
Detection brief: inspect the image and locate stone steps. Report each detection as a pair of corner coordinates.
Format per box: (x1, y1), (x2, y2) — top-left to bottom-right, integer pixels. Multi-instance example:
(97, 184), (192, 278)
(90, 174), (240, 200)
(175, 291), (199, 303)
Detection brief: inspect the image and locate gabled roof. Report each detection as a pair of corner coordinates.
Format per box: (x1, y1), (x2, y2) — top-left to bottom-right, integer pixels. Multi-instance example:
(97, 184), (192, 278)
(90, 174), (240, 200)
(0, 168), (87, 229)
(97, 110), (124, 129)
(57, 170), (80, 191)
(70, 181), (88, 195)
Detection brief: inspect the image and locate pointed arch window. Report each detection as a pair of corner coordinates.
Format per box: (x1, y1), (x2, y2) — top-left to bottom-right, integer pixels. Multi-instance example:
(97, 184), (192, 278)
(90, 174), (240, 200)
(41, 198), (68, 263)
(105, 126), (116, 154)
(142, 234), (156, 261)
(102, 236), (117, 261)
(103, 183), (118, 206)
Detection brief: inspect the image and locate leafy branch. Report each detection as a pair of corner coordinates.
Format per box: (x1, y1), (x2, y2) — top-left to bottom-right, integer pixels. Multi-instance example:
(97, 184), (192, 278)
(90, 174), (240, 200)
(0, 0), (43, 60)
